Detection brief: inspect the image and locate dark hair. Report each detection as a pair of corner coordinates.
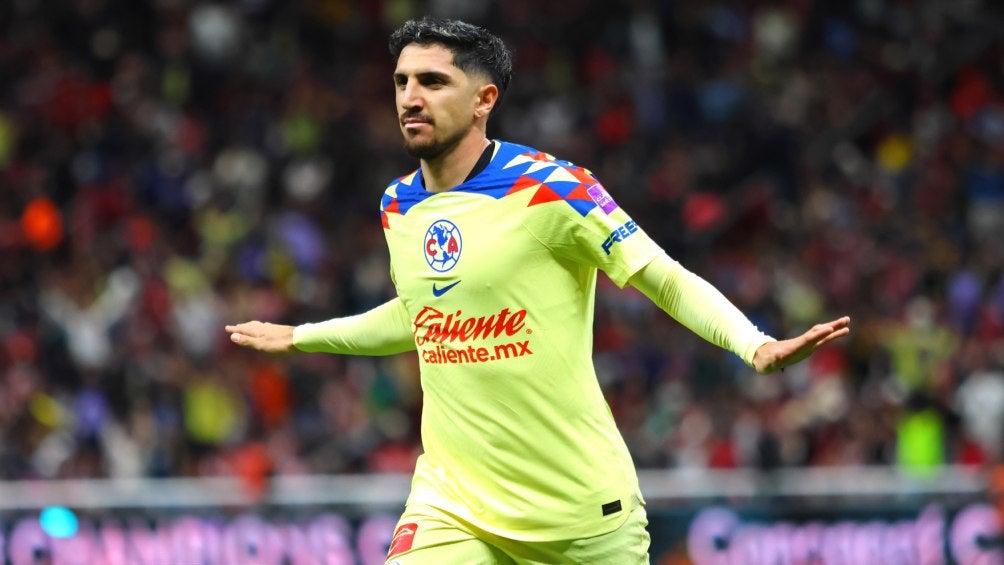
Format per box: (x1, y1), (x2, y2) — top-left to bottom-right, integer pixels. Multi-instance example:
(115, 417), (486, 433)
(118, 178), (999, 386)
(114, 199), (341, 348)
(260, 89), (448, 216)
(389, 16), (513, 105)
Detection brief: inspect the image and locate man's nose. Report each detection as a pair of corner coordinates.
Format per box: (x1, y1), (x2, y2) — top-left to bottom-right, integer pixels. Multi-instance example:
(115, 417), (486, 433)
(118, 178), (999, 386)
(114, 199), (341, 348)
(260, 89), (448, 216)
(400, 80), (424, 109)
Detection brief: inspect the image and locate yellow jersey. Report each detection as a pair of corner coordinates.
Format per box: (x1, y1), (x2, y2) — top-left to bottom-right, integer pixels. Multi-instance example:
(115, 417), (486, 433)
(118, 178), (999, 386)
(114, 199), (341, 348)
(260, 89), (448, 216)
(379, 140), (662, 541)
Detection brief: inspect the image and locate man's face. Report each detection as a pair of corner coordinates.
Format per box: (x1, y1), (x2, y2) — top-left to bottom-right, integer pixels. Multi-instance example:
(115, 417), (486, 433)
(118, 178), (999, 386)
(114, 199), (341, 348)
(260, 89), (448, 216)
(394, 43), (487, 160)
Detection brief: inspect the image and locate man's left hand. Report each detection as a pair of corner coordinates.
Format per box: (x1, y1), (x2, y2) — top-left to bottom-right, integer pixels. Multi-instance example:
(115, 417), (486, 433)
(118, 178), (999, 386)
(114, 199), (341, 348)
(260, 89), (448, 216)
(752, 316), (851, 374)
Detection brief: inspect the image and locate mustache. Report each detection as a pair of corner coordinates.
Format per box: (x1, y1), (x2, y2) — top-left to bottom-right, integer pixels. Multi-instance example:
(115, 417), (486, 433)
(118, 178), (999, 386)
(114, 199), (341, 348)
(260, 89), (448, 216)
(400, 111), (433, 125)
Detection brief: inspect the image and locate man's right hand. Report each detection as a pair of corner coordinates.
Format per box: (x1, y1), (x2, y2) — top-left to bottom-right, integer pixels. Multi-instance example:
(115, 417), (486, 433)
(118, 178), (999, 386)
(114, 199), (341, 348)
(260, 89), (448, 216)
(225, 321), (296, 354)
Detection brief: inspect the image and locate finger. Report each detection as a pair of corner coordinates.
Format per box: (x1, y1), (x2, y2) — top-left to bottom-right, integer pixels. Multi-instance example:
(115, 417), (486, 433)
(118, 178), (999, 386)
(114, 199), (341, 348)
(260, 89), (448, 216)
(803, 317), (851, 341)
(814, 327), (850, 348)
(825, 316), (851, 330)
(231, 331), (265, 345)
(227, 320), (263, 330)
(802, 325), (837, 344)
(231, 323), (265, 338)
(815, 317), (851, 339)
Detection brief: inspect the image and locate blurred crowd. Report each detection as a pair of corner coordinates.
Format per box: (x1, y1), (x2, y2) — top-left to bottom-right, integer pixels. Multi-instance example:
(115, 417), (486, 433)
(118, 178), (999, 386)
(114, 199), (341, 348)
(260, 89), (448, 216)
(1, 0), (1003, 491)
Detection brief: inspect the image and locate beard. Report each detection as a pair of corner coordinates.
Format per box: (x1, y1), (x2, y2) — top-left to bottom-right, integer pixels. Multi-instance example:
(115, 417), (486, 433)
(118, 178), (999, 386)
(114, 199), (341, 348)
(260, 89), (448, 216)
(402, 121), (469, 160)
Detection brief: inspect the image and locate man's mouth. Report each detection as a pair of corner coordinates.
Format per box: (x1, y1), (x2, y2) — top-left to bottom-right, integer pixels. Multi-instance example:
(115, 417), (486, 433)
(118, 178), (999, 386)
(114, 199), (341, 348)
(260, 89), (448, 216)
(402, 116), (432, 128)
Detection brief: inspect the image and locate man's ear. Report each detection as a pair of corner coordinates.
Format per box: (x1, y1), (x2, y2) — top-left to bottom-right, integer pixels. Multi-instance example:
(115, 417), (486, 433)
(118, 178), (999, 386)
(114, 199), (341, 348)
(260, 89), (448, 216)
(474, 83), (499, 119)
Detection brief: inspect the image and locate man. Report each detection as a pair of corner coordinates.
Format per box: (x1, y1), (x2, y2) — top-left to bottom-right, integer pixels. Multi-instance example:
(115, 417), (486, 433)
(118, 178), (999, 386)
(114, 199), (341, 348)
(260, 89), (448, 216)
(226, 16), (850, 563)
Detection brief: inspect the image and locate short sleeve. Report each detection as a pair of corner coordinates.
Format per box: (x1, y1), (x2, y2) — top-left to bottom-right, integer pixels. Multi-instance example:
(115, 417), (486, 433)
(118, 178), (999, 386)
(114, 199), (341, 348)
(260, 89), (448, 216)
(522, 177), (663, 287)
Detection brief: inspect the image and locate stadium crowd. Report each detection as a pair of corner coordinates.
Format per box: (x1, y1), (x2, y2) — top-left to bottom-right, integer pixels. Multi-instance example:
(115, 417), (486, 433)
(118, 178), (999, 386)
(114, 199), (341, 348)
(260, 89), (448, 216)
(0, 0), (1003, 490)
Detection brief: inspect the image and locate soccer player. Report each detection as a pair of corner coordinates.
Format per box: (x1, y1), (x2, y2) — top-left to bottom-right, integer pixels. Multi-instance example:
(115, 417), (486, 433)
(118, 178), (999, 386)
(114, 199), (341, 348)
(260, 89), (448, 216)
(226, 16), (851, 563)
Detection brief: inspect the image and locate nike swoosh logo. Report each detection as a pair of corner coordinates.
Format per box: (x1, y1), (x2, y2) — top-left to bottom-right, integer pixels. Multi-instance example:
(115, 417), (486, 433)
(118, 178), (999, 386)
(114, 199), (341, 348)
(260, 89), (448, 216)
(432, 281), (461, 297)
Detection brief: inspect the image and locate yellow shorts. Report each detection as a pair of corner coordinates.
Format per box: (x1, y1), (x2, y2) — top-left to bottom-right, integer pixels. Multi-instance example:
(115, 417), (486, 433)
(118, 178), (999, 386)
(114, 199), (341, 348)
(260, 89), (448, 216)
(384, 499), (649, 564)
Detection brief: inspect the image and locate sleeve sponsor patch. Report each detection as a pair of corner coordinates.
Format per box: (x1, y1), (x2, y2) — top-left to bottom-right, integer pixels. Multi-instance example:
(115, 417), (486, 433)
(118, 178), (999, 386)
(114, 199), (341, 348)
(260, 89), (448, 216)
(586, 183), (618, 214)
(601, 220), (639, 255)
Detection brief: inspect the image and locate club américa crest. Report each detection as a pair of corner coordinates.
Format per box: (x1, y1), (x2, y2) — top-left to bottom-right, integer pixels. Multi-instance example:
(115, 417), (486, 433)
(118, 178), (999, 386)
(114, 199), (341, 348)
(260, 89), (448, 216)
(423, 219), (462, 272)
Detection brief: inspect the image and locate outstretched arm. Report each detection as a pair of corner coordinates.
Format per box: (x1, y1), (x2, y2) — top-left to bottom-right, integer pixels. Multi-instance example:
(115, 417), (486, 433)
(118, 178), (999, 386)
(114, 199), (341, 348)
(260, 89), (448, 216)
(627, 254), (850, 374)
(226, 297), (416, 356)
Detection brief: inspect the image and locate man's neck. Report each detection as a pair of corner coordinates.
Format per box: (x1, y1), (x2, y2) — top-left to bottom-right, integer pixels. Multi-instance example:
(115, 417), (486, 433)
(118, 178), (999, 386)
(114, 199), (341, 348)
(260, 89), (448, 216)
(421, 133), (492, 193)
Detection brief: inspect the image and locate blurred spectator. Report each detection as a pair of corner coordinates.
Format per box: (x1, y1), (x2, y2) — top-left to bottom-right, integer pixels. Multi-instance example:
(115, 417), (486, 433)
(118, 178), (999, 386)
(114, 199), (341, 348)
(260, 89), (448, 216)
(954, 344), (1004, 464)
(896, 391), (949, 477)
